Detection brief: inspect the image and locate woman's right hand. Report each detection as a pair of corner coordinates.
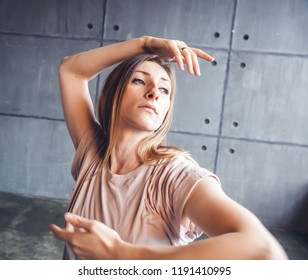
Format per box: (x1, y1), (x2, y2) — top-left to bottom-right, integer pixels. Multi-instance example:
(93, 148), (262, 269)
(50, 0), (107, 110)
(142, 36), (215, 76)
(50, 213), (125, 260)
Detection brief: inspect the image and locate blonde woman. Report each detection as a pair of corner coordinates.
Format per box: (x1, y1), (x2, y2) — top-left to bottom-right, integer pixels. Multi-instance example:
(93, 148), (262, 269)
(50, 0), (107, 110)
(50, 36), (287, 260)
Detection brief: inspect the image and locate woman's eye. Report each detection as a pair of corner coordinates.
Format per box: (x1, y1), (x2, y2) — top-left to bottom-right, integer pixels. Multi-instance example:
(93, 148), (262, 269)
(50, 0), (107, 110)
(160, 88), (169, 95)
(132, 78), (145, 85)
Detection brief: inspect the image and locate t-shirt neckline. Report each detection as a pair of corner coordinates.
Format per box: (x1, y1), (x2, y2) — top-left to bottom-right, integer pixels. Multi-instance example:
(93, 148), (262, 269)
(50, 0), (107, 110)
(106, 158), (147, 182)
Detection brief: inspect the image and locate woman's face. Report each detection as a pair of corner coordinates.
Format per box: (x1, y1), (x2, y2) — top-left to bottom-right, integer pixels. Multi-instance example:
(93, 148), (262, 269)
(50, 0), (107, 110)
(119, 61), (171, 132)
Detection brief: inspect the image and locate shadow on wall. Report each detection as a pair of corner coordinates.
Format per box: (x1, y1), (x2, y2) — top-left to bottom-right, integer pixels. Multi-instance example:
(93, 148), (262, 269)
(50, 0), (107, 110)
(290, 185), (308, 233)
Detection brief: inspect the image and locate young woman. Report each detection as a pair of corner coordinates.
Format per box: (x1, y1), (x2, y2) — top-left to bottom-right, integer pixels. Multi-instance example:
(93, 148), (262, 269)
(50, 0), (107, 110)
(50, 36), (288, 260)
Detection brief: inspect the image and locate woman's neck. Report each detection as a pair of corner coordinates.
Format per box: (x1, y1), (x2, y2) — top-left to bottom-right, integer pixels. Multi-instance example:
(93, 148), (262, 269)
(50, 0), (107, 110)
(109, 130), (148, 174)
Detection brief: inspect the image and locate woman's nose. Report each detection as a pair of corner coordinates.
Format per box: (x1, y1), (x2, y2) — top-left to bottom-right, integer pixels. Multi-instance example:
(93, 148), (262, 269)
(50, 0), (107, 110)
(145, 86), (160, 100)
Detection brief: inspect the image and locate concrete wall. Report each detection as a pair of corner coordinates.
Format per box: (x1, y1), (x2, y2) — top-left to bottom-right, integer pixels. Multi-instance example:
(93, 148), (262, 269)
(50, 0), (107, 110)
(0, 0), (307, 232)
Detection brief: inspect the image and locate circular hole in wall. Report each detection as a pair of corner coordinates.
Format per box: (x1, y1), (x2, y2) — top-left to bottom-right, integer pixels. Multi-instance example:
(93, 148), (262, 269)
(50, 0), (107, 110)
(87, 23), (93, 29)
(229, 148), (235, 154)
(201, 145), (207, 151)
(211, 60), (217, 66)
(204, 118), (210, 124)
(113, 25), (120, 31)
(214, 32), (220, 38)
(240, 62), (246, 68)
(243, 34), (249, 40)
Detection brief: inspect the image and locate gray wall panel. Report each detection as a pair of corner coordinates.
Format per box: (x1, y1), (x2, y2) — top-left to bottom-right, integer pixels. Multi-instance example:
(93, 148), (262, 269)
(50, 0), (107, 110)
(104, 0), (234, 48)
(233, 0), (308, 54)
(222, 52), (308, 144)
(0, 0), (104, 39)
(0, 116), (75, 199)
(171, 49), (227, 135)
(167, 132), (217, 172)
(0, 35), (99, 119)
(216, 138), (308, 231)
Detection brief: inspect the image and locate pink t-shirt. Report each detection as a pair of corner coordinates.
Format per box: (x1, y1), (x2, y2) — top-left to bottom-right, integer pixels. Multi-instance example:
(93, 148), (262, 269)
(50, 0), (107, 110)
(63, 122), (220, 259)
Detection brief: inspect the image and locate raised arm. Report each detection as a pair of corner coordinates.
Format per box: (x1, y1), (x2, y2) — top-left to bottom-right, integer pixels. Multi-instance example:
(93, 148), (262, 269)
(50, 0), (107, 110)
(58, 37), (145, 149)
(58, 36), (214, 149)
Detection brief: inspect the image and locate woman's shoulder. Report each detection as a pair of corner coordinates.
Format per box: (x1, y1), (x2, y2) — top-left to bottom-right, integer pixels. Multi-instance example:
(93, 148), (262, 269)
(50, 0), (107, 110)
(157, 150), (218, 179)
(158, 152), (200, 173)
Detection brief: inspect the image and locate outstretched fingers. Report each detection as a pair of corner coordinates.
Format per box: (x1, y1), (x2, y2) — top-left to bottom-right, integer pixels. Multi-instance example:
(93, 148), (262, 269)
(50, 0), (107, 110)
(144, 37), (214, 76)
(182, 47), (202, 76)
(168, 40), (185, 71)
(174, 42), (215, 76)
(191, 47), (215, 62)
(181, 48), (194, 75)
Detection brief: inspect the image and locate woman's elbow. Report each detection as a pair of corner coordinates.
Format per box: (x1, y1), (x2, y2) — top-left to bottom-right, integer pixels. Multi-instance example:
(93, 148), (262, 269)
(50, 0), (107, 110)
(255, 234), (288, 260)
(58, 56), (71, 75)
(263, 243), (288, 260)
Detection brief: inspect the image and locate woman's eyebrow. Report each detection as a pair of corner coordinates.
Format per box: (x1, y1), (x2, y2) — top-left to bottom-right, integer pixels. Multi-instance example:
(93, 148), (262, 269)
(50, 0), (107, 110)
(134, 70), (170, 83)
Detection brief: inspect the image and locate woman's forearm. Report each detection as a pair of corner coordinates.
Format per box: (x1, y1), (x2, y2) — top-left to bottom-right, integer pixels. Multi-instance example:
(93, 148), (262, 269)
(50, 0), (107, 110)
(51, 213), (288, 260)
(120, 232), (288, 260)
(59, 36), (147, 80)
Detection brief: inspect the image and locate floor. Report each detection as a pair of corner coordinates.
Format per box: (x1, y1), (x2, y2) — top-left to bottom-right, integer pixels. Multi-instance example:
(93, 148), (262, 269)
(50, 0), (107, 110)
(0, 191), (307, 260)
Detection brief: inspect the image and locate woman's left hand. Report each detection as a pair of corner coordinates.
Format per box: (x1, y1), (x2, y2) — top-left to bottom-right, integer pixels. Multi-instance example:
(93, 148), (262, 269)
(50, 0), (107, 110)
(143, 36), (215, 76)
(50, 213), (124, 259)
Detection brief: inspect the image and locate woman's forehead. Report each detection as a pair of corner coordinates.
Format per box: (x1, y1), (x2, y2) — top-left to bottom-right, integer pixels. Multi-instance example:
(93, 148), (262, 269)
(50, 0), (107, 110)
(135, 61), (170, 81)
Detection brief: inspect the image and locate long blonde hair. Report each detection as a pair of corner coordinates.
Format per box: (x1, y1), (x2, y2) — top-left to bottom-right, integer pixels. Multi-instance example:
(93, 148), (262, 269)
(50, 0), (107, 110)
(96, 54), (195, 168)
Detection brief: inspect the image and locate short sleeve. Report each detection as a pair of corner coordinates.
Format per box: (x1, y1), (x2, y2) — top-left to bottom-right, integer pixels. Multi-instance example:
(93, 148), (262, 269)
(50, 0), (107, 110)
(168, 156), (221, 244)
(71, 122), (106, 181)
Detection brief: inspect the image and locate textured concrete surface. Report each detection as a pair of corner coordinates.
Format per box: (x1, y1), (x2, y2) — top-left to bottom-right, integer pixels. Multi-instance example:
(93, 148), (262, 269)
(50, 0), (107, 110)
(223, 52), (308, 144)
(0, 34), (99, 119)
(217, 139), (308, 232)
(0, 0), (307, 233)
(0, 115), (75, 198)
(167, 132), (218, 172)
(233, 0), (308, 54)
(0, 191), (307, 260)
(0, 0), (105, 39)
(170, 49), (228, 136)
(104, 0), (235, 47)
(0, 192), (67, 260)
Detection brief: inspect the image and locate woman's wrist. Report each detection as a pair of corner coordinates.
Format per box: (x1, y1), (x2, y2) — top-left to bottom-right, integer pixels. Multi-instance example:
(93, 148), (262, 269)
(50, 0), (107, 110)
(139, 35), (154, 54)
(119, 241), (156, 260)
(118, 241), (139, 260)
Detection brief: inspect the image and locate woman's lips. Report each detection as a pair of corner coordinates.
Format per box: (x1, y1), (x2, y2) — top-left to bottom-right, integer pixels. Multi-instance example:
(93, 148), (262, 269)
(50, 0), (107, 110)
(138, 103), (158, 114)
